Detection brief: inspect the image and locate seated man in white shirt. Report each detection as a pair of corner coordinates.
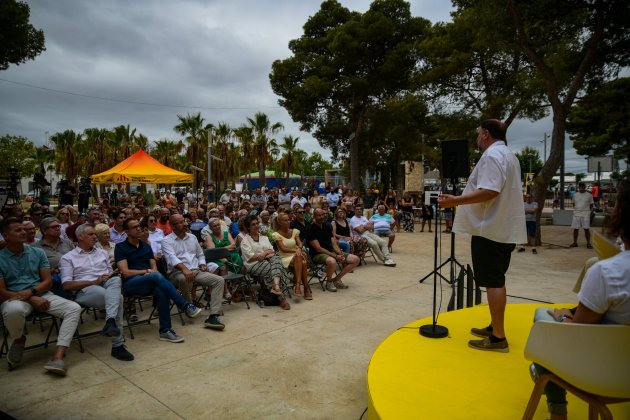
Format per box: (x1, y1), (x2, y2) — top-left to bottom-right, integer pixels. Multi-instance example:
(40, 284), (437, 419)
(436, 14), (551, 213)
(290, 190), (307, 208)
(370, 204), (396, 249)
(161, 214), (225, 330)
(59, 224), (134, 361)
(350, 206), (396, 267)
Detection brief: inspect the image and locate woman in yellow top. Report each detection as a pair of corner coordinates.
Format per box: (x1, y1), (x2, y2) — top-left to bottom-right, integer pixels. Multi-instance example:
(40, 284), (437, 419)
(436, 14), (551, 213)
(271, 212), (311, 300)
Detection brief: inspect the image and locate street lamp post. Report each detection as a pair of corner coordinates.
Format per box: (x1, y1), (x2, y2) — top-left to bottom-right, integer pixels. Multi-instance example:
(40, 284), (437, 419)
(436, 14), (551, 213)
(540, 132), (548, 162)
(190, 165), (204, 209)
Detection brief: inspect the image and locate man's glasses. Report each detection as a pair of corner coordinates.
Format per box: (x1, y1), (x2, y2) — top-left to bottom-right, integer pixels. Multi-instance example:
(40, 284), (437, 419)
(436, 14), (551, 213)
(47, 225), (61, 230)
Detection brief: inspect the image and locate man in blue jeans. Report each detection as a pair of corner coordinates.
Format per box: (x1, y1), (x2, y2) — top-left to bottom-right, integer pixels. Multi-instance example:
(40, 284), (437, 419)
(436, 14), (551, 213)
(115, 218), (202, 343)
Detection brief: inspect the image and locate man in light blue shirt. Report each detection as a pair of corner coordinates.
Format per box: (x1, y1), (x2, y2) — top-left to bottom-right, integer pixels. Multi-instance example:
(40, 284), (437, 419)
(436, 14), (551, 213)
(0, 217), (81, 375)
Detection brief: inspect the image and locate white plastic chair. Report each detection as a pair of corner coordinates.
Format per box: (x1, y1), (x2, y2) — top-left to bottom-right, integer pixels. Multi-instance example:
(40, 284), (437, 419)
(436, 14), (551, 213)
(523, 321), (630, 419)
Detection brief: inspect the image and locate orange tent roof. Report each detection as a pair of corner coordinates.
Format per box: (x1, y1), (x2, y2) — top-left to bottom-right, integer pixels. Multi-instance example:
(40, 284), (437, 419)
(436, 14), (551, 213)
(91, 149), (193, 184)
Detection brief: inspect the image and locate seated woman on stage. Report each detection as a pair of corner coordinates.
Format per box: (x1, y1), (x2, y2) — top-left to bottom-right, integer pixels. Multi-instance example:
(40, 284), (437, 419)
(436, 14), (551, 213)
(240, 215), (290, 310)
(529, 178), (630, 420)
(271, 212), (311, 300)
(204, 217), (244, 274)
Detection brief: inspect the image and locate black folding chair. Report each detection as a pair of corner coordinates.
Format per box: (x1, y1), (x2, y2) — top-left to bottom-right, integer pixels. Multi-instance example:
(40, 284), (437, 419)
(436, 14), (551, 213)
(204, 248), (252, 309)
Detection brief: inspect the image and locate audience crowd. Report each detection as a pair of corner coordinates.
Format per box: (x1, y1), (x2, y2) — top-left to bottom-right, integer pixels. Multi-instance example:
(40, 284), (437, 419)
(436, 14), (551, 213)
(0, 184), (437, 376)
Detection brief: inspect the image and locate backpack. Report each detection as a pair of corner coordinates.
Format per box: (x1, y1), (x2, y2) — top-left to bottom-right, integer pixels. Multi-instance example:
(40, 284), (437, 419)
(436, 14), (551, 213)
(257, 288), (280, 307)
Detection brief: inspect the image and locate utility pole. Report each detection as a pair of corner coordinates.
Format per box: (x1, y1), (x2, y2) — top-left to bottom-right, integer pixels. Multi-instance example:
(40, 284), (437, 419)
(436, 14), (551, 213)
(540, 132), (548, 162)
(207, 128), (213, 187)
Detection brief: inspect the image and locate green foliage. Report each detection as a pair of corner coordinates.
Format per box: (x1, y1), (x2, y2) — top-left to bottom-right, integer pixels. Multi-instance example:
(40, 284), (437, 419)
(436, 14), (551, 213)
(515, 146), (544, 178)
(420, 2), (546, 125)
(611, 169), (630, 183)
(270, 0), (429, 185)
(575, 173), (586, 183)
(142, 192), (156, 207)
(0, 134), (36, 178)
(303, 152), (333, 176)
(0, 0), (45, 70)
(568, 77), (630, 163)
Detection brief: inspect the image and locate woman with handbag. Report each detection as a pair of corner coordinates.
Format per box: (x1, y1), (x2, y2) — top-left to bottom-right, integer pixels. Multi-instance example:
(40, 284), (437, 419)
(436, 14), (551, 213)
(240, 215), (291, 310)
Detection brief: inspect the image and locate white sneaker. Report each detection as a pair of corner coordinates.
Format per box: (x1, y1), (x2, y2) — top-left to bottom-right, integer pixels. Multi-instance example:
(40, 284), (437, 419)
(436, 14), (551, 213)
(384, 259), (396, 267)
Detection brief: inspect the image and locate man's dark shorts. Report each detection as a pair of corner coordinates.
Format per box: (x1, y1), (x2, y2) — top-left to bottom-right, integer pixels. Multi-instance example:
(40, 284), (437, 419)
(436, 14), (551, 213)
(525, 221), (536, 237)
(471, 236), (515, 288)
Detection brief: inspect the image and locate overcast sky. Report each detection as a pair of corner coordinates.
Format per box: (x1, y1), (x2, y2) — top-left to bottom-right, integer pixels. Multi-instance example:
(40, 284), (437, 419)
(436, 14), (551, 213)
(0, 0), (610, 175)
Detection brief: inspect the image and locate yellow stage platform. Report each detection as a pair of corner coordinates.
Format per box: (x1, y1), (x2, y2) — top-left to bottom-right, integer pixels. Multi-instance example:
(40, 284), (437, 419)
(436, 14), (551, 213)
(367, 304), (630, 419)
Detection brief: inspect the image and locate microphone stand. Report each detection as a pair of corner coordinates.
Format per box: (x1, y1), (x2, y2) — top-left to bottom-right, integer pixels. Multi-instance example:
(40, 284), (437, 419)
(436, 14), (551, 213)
(419, 201), (448, 338)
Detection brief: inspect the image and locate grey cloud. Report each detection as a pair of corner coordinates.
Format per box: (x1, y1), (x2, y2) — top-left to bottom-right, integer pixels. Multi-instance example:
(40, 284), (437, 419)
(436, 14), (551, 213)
(4, 1), (612, 174)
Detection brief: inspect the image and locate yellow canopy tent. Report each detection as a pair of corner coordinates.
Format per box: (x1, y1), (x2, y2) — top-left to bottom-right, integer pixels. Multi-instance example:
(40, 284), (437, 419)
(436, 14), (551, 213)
(91, 149), (193, 184)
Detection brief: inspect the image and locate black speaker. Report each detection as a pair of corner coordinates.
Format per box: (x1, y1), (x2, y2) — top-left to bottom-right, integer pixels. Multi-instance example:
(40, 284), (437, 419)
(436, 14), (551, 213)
(441, 139), (469, 179)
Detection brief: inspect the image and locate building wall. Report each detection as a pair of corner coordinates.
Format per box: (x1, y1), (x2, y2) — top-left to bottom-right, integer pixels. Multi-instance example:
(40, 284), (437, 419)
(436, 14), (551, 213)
(404, 161), (423, 193)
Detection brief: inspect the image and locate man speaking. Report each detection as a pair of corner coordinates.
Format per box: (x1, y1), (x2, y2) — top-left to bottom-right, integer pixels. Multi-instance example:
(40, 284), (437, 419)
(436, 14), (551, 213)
(439, 119), (526, 353)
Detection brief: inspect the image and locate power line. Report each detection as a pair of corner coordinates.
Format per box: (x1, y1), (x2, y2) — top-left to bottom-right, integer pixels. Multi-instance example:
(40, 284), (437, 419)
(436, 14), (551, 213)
(0, 77), (281, 111)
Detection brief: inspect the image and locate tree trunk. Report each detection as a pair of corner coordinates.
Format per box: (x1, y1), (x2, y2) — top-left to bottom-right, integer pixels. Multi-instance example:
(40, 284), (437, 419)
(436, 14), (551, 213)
(533, 107), (568, 246)
(350, 111), (364, 191)
(259, 159), (266, 188)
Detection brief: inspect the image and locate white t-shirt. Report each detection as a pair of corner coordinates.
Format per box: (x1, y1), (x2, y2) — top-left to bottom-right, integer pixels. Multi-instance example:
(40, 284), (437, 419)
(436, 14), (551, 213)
(291, 196), (307, 208)
(453, 141), (527, 244)
(524, 201), (538, 222)
(349, 215), (370, 235)
(573, 191), (593, 216)
(577, 250), (630, 325)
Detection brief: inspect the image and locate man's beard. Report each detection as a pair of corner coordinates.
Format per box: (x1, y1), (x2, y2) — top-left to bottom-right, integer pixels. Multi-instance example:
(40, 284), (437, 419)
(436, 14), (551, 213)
(160, 216), (169, 223)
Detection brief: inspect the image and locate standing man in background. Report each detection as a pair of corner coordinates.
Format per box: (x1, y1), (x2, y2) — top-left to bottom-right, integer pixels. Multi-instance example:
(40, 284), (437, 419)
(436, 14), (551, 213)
(439, 119), (526, 353)
(570, 182), (594, 248)
(518, 194), (538, 254)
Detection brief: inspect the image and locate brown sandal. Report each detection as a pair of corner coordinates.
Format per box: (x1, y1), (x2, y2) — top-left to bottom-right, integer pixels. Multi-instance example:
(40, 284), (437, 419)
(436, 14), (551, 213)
(304, 288), (313, 300)
(294, 285), (302, 296)
(279, 298), (291, 310)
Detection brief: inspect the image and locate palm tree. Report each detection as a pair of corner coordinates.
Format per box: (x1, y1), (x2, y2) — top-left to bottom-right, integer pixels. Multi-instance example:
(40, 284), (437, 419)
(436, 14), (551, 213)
(135, 134), (149, 152)
(83, 128), (110, 174)
(213, 122), (233, 190)
(50, 129), (82, 182)
(278, 135), (300, 187)
(153, 139), (184, 168)
(233, 125), (255, 190)
(32, 145), (54, 178)
(247, 112), (283, 187)
(174, 113), (212, 189)
(112, 124), (137, 159)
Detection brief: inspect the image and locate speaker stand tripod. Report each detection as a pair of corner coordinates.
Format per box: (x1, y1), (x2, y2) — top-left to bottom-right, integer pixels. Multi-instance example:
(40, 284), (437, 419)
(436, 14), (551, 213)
(419, 179), (469, 338)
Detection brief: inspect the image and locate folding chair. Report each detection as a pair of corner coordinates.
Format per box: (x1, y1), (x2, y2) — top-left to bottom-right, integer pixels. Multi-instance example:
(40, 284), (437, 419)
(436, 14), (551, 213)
(304, 246), (341, 292)
(203, 248), (252, 309)
(1, 311), (85, 368)
(123, 292), (185, 339)
(523, 321), (630, 419)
